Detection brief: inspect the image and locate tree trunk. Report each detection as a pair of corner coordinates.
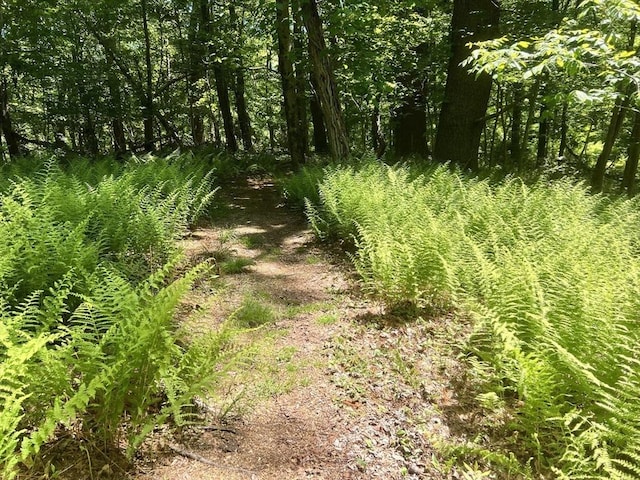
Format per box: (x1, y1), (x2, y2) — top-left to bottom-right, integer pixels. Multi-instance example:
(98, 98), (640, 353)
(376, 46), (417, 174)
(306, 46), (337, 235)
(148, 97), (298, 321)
(233, 64), (253, 151)
(302, 0), (349, 161)
(213, 63), (238, 153)
(309, 72), (328, 154)
(188, 0), (207, 146)
(391, 73), (427, 158)
(292, 0), (309, 155)
(558, 100), (568, 159)
(107, 66), (127, 156)
(591, 95), (630, 191)
(622, 110), (640, 196)
(371, 94), (386, 158)
(536, 102), (549, 166)
(510, 84), (523, 167)
(0, 77), (20, 158)
(230, 5), (254, 152)
(276, 0), (305, 164)
(141, 0), (155, 151)
(434, 0), (500, 170)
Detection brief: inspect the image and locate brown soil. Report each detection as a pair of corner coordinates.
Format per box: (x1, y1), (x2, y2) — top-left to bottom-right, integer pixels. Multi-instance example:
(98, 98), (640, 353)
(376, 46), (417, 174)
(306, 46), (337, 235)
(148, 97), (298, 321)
(132, 178), (470, 480)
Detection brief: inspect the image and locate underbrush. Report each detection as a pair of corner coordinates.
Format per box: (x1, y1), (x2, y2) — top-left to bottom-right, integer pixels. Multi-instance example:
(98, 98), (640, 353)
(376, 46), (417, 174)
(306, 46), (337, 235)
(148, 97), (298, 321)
(0, 153), (234, 478)
(300, 160), (640, 478)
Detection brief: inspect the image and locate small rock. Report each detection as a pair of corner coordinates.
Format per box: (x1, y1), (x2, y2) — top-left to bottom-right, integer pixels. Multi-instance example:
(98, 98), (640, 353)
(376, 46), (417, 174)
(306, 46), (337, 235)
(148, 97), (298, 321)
(407, 463), (424, 475)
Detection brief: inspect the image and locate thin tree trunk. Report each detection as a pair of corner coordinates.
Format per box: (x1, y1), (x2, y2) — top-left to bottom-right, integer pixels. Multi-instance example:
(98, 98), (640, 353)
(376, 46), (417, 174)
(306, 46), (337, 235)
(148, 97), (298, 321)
(302, 0), (349, 160)
(0, 77), (20, 158)
(591, 95), (630, 191)
(230, 5), (254, 151)
(292, 0), (309, 155)
(510, 84), (523, 167)
(276, 0), (305, 164)
(622, 110), (640, 196)
(521, 81), (541, 165)
(213, 63), (238, 153)
(266, 51), (277, 151)
(434, 0), (500, 170)
(371, 94), (386, 158)
(107, 65), (127, 156)
(558, 100), (568, 159)
(141, 0), (155, 151)
(188, 0), (206, 146)
(536, 102), (549, 166)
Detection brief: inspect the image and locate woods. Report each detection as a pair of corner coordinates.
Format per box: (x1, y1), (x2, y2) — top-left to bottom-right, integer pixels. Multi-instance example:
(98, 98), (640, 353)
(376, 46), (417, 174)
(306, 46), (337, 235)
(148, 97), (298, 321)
(0, 0), (636, 189)
(2, 0), (640, 478)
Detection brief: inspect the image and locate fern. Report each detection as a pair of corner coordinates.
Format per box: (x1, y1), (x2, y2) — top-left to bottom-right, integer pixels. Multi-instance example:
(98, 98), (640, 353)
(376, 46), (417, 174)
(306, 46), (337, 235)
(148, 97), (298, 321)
(301, 158), (640, 477)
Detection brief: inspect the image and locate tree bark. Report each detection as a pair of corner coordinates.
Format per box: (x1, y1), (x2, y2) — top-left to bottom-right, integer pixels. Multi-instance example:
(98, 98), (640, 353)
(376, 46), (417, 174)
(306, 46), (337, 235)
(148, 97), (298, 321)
(536, 102), (549, 166)
(276, 0), (305, 164)
(213, 63), (238, 153)
(434, 0), (500, 170)
(391, 73), (427, 158)
(302, 0), (349, 161)
(0, 77), (21, 158)
(371, 94), (386, 158)
(292, 0), (309, 155)
(591, 95), (630, 191)
(558, 100), (568, 159)
(510, 84), (523, 167)
(230, 5), (254, 151)
(309, 72), (328, 154)
(107, 66), (127, 156)
(622, 110), (640, 196)
(141, 0), (155, 151)
(188, 0), (207, 146)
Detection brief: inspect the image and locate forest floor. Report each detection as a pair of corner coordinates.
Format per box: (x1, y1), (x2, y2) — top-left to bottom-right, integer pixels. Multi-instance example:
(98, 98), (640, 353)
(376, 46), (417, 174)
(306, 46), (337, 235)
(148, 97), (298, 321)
(133, 177), (476, 480)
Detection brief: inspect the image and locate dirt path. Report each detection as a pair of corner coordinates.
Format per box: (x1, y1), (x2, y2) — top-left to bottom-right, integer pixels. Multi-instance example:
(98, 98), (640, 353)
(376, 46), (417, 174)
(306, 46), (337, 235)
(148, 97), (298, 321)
(134, 178), (463, 480)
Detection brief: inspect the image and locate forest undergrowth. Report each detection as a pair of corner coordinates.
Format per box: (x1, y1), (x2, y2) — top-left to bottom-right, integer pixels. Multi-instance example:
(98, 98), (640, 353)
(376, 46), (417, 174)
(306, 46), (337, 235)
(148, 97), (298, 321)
(283, 159), (640, 479)
(0, 151), (247, 479)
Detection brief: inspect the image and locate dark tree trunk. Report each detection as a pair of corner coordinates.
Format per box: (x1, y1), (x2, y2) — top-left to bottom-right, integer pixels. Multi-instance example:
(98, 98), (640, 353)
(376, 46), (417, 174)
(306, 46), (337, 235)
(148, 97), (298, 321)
(592, 95), (630, 191)
(292, 0), (309, 155)
(188, 0), (207, 146)
(558, 100), (568, 158)
(536, 102), (549, 166)
(213, 63), (238, 153)
(302, 0), (349, 160)
(434, 0), (500, 170)
(107, 66), (127, 156)
(371, 94), (386, 158)
(391, 73), (427, 157)
(276, 0), (305, 164)
(141, 0), (155, 151)
(233, 65), (253, 151)
(0, 77), (21, 158)
(622, 110), (640, 196)
(309, 73), (328, 154)
(510, 84), (523, 167)
(229, 5), (254, 151)
(83, 113), (99, 155)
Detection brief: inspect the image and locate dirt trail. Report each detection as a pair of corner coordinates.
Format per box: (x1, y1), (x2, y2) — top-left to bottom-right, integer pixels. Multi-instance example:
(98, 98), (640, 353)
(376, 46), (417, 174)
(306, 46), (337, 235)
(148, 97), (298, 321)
(134, 178), (460, 480)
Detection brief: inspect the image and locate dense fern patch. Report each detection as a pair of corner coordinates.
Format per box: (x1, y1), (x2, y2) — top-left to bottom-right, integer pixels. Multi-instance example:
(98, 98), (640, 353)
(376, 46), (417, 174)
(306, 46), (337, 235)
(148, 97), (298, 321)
(301, 160), (640, 478)
(0, 153), (228, 478)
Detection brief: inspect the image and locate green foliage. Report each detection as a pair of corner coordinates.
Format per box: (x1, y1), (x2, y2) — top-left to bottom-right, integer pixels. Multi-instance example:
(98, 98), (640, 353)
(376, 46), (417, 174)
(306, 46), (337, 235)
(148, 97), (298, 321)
(303, 159), (640, 477)
(0, 154), (229, 477)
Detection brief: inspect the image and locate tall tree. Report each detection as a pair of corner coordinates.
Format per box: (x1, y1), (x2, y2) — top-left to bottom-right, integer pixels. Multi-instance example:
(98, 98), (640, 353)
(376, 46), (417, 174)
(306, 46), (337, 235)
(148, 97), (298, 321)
(434, 0), (500, 170)
(276, 0), (306, 164)
(301, 0), (349, 161)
